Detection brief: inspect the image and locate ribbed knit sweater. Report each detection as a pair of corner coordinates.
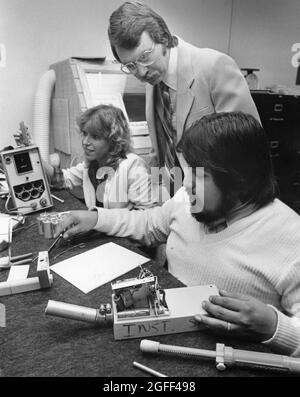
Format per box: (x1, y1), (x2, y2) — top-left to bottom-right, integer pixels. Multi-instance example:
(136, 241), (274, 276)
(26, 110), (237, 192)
(94, 188), (300, 356)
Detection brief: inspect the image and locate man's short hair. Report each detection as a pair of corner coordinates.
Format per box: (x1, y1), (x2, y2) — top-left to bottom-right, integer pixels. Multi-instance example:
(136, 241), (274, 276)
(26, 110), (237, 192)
(108, 1), (178, 62)
(180, 112), (278, 209)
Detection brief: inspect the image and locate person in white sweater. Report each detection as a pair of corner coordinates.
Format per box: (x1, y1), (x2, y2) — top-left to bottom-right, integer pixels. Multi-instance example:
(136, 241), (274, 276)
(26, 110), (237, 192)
(44, 104), (157, 209)
(56, 112), (300, 357)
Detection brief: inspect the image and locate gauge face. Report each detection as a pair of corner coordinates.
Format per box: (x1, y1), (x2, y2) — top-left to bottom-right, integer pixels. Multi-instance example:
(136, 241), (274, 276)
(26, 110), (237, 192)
(1, 146), (53, 214)
(13, 151), (33, 174)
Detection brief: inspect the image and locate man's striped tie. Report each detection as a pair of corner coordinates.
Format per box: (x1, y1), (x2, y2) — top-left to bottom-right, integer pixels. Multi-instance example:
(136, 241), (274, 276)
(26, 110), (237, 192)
(159, 82), (176, 178)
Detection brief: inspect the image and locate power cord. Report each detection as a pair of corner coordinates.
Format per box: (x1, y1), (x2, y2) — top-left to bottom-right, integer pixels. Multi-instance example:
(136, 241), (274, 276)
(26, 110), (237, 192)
(4, 194), (35, 214)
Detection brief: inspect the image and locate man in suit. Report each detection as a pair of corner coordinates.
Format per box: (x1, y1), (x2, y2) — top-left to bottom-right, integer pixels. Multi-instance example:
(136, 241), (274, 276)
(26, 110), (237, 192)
(108, 1), (260, 196)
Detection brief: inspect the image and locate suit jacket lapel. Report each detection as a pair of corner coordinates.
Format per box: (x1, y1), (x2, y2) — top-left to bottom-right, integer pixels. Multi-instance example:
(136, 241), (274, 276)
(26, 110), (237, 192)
(146, 84), (160, 161)
(176, 39), (195, 143)
(146, 39), (195, 160)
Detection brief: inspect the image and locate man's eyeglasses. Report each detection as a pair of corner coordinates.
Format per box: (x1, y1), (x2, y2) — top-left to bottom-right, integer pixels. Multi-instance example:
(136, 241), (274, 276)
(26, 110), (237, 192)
(120, 42), (157, 74)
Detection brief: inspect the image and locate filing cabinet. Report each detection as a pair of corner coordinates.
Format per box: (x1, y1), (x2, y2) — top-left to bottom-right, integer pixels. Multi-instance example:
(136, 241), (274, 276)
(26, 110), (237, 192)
(251, 92), (300, 213)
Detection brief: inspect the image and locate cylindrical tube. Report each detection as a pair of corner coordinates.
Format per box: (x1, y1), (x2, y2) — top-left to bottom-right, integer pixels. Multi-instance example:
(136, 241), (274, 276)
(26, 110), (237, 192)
(45, 300), (99, 323)
(283, 356), (300, 373)
(118, 308), (150, 319)
(11, 253), (32, 262)
(37, 212), (69, 239)
(37, 214), (45, 235)
(10, 258), (32, 266)
(43, 220), (52, 239)
(133, 361), (167, 377)
(226, 347), (300, 373)
(45, 300), (113, 324)
(51, 219), (60, 237)
(140, 340), (300, 375)
(140, 339), (216, 358)
(33, 70), (56, 162)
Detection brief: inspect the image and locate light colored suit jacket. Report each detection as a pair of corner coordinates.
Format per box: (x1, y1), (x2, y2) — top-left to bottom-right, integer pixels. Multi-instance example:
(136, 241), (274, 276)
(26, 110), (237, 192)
(146, 37), (261, 166)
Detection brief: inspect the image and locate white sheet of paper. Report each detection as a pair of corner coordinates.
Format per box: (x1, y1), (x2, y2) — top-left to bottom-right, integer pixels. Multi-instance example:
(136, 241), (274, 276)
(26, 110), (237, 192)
(7, 265), (30, 281)
(50, 242), (150, 294)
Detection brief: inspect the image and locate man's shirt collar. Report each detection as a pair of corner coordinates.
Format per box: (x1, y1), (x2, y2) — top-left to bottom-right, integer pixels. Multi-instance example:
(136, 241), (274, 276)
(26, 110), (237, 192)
(205, 202), (257, 234)
(163, 46), (178, 91)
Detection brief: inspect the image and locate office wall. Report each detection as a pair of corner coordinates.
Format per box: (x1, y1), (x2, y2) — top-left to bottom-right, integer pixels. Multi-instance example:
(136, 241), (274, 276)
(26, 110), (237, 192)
(229, 0), (300, 89)
(0, 0), (299, 148)
(0, 0), (232, 147)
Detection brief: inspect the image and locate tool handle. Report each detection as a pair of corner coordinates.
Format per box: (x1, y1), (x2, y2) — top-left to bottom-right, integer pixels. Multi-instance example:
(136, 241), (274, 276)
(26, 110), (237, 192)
(226, 347), (300, 374)
(283, 356), (300, 373)
(140, 340), (300, 375)
(140, 339), (216, 358)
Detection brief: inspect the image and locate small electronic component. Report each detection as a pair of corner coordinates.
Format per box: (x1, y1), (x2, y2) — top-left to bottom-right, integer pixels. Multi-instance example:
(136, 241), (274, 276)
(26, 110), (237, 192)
(45, 269), (219, 340)
(111, 272), (169, 320)
(37, 212), (69, 239)
(45, 269), (169, 326)
(37, 251), (51, 288)
(0, 251), (53, 297)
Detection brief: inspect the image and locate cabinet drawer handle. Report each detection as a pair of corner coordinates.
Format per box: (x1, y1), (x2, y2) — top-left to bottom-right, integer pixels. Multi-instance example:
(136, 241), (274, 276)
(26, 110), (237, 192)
(274, 104), (283, 112)
(270, 141), (279, 148)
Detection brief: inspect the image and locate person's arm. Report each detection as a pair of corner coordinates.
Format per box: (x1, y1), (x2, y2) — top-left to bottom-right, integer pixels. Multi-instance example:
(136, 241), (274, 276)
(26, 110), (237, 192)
(194, 291), (278, 343)
(209, 52), (261, 122)
(194, 260), (300, 356)
(261, 262), (300, 356)
(261, 304), (300, 357)
(42, 159), (54, 184)
(126, 155), (158, 209)
(61, 162), (85, 189)
(42, 153), (65, 189)
(59, 194), (179, 246)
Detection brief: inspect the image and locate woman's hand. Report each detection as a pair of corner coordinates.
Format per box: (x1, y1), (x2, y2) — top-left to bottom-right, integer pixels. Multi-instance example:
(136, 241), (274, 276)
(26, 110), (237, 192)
(56, 210), (98, 239)
(194, 290), (278, 342)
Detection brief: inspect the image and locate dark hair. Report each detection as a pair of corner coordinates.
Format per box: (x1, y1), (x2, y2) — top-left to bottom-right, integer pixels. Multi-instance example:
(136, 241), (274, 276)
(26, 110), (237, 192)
(77, 104), (132, 169)
(108, 1), (178, 62)
(180, 112), (278, 209)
